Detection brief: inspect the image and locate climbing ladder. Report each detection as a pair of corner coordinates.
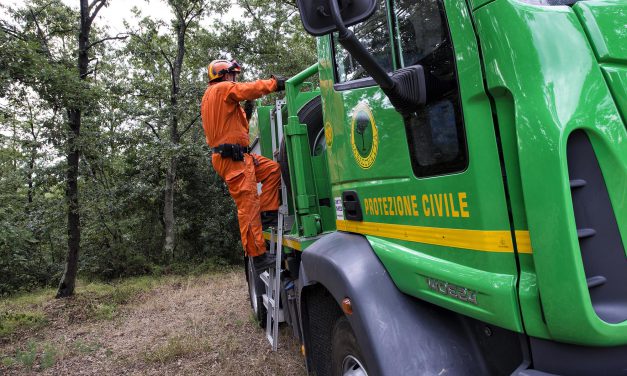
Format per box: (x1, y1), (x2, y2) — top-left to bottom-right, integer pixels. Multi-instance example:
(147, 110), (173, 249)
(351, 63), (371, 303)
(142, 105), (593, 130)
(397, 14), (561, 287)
(259, 99), (289, 351)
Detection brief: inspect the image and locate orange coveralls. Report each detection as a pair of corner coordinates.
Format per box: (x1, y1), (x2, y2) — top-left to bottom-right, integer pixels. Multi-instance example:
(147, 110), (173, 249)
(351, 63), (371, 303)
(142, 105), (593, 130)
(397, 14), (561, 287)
(200, 78), (281, 257)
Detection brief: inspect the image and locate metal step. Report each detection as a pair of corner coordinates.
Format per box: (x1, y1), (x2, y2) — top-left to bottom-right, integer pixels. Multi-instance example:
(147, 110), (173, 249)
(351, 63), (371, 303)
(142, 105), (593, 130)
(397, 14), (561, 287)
(262, 294), (285, 321)
(577, 228), (597, 239)
(570, 179), (587, 188)
(587, 275), (607, 289)
(263, 98), (289, 352)
(260, 271), (270, 286)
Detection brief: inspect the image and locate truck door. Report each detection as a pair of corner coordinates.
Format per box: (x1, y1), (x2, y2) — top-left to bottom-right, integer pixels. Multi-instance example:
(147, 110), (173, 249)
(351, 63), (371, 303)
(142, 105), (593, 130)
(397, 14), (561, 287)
(318, 0), (527, 332)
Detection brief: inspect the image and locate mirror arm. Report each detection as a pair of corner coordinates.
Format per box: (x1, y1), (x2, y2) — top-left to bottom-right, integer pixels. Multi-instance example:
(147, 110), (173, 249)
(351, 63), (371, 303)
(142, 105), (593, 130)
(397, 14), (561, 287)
(328, 0), (395, 91)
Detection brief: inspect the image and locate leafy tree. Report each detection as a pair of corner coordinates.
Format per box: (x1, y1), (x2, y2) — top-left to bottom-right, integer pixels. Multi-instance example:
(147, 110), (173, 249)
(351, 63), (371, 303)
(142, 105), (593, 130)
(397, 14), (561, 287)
(230, 0), (316, 79)
(0, 0), (317, 296)
(126, 0), (215, 258)
(56, 0), (129, 298)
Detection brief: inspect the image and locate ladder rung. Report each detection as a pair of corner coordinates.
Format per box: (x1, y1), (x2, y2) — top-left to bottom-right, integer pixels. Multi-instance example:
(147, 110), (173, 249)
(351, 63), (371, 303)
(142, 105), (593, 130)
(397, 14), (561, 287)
(259, 271), (270, 286)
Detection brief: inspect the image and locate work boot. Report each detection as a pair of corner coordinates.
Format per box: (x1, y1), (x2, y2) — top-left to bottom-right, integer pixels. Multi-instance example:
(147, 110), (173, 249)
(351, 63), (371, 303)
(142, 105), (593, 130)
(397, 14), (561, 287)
(252, 252), (276, 272)
(261, 210), (278, 230)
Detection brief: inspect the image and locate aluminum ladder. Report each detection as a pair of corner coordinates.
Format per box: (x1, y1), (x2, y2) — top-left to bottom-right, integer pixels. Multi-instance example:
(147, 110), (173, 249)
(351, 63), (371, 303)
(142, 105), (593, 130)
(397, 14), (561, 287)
(259, 99), (288, 351)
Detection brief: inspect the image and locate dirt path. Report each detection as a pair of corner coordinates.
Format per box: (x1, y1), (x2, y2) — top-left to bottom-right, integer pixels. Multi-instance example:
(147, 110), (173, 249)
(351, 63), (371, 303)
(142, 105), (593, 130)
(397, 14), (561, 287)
(0, 270), (307, 375)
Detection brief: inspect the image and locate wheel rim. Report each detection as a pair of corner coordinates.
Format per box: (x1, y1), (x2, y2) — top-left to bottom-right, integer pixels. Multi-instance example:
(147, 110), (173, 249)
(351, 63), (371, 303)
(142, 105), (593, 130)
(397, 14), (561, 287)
(247, 257), (258, 313)
(342, 355), (368, 376)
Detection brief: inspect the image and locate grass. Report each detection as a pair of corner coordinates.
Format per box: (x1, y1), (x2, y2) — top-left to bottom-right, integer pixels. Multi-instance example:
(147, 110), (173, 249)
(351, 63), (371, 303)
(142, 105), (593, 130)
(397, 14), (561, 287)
(0, 274), (170, 340)
(1, 341), (61, 371)
(14, 341), (38, 369)
(72, 340), (101, 354)
(40, 343), (58, 369)
(0, 286), (56, 339)
(143, 336), (212, 364)
(0, 269), (308, 375)
(0, 311), (48, 338)
(0, 275), (166, 371)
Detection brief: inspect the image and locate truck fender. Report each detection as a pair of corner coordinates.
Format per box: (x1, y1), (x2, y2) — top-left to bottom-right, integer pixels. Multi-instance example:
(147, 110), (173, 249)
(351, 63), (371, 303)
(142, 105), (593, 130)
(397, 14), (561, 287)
(298, 231), (495, 376)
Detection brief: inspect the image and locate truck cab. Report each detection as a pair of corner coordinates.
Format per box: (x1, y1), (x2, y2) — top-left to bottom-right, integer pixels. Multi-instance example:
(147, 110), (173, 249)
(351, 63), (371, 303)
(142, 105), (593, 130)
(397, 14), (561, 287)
(248, 0), (627, 374)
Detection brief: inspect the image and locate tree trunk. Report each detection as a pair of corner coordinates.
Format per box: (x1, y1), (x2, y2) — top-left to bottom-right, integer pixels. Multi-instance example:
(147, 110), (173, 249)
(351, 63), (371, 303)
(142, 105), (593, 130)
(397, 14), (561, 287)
(57, 108), (81, 298)
(27, 151), (35, 204)
(163, 156), (177, 258)
(161, 9), (188, 258)
(57, 0), (101, 298)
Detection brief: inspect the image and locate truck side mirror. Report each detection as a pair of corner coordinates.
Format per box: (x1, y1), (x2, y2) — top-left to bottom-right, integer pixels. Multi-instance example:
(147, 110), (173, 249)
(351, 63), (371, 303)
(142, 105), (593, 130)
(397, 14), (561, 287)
(296, 0), (425, 117)
(296, 0), (377, 37)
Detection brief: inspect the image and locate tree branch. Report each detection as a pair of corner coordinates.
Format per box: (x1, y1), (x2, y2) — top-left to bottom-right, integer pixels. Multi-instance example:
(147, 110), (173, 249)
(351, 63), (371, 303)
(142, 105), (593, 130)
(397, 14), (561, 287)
(0, 23), (27, 41)
(241, 0), (263, 26)
(131, 32), (174, 74)
(28, 9), (52, 58)
(144, 121), (161, 140)
(185, 1), (207, 25)
(86, 33), (129, 50)
(180, 114), (201, 137)
(80, 69), (95, 79)
(88, 0), (108, 25)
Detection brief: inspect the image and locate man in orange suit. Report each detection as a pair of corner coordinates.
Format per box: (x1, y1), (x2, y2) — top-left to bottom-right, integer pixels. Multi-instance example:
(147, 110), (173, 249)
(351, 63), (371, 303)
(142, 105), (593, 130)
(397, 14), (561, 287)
(200, 59), (283, 271)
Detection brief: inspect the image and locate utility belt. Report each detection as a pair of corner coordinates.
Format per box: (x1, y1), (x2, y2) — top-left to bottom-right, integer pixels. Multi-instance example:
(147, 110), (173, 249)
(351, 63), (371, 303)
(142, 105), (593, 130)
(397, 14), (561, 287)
(212, 143), (251, 161)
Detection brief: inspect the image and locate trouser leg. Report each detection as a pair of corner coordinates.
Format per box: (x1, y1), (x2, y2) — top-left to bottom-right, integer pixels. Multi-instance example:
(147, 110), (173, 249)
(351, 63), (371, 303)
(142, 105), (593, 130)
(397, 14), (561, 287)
(252, 153), (281, 212)
(215, 154), (266, 257)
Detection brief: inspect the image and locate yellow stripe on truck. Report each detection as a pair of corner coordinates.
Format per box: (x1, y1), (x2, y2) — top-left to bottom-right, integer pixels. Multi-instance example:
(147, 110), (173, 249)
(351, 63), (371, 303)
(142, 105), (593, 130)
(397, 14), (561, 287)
(336, 220), (532, 254)
(263, 232), (302, 251)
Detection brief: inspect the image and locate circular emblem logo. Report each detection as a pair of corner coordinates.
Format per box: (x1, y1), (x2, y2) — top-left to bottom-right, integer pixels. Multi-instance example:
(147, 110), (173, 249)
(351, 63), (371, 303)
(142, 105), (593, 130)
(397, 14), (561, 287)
(324, 121), (333, 148)
(350, 103), (378, 169)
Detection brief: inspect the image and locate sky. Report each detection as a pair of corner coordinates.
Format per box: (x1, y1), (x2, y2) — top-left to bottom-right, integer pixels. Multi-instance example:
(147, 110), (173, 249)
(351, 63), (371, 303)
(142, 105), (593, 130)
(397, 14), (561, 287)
(3, 0), (244, 34)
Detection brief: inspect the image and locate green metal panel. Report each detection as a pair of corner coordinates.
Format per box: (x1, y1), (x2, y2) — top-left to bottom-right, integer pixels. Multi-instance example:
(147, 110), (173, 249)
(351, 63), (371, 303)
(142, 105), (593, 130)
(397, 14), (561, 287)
(284, 64), (324, 237)
(574, 0), (627, 64)
(475, 0), (627, 346)
(574, 0), (627, 124)
(600, 66), (627, 123)
(312, 152), (336, 233)
(256, 105), (274, 159)
(487, 87), (550, 339)
(317, 0), (525, 332)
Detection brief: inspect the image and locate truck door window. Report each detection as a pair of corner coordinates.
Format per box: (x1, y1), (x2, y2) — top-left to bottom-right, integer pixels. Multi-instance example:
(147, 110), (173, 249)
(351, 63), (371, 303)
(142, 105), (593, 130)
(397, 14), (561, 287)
(333, 3), (394, 83)
(394, 0), (468, 177)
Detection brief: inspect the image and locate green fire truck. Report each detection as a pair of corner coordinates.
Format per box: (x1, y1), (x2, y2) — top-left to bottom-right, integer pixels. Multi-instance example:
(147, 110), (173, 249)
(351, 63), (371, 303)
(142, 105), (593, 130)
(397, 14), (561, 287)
(244, 0), (627, 374)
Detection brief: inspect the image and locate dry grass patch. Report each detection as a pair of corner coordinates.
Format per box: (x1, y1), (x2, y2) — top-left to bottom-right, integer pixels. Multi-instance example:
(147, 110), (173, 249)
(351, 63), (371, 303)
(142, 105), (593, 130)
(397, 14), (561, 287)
(143, 336), (212, 364)
(0, 269), (307, 375)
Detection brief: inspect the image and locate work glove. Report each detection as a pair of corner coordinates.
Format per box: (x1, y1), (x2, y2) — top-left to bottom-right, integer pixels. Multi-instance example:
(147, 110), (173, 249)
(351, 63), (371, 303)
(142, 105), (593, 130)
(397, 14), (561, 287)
(271, 75), (286, 92)
(244, 100), (255, 121)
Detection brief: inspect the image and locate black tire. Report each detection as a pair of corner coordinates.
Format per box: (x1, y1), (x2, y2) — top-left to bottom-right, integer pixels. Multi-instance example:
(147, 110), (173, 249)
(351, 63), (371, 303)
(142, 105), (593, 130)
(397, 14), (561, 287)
(331, 316), (369, 376)
(245, 256), (267, 328)
(278, 95), (324, 195)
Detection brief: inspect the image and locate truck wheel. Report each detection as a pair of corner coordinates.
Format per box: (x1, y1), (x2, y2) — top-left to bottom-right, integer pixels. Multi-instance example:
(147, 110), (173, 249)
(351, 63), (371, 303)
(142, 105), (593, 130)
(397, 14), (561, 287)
(331, 316), (368, 376)
(246, 256), (267, 328)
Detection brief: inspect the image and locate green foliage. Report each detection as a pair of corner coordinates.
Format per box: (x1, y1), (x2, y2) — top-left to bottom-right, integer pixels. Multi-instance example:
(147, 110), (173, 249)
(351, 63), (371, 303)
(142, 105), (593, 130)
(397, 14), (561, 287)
(0, 0), (315, 295)
(1, 341), (60, 370)
(40, 343), (58, 369)
(0, 311), (48, 338)
(1, 356), (15, 367)
(14, 341), (38, 369)
(72, 340), (101, 354)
